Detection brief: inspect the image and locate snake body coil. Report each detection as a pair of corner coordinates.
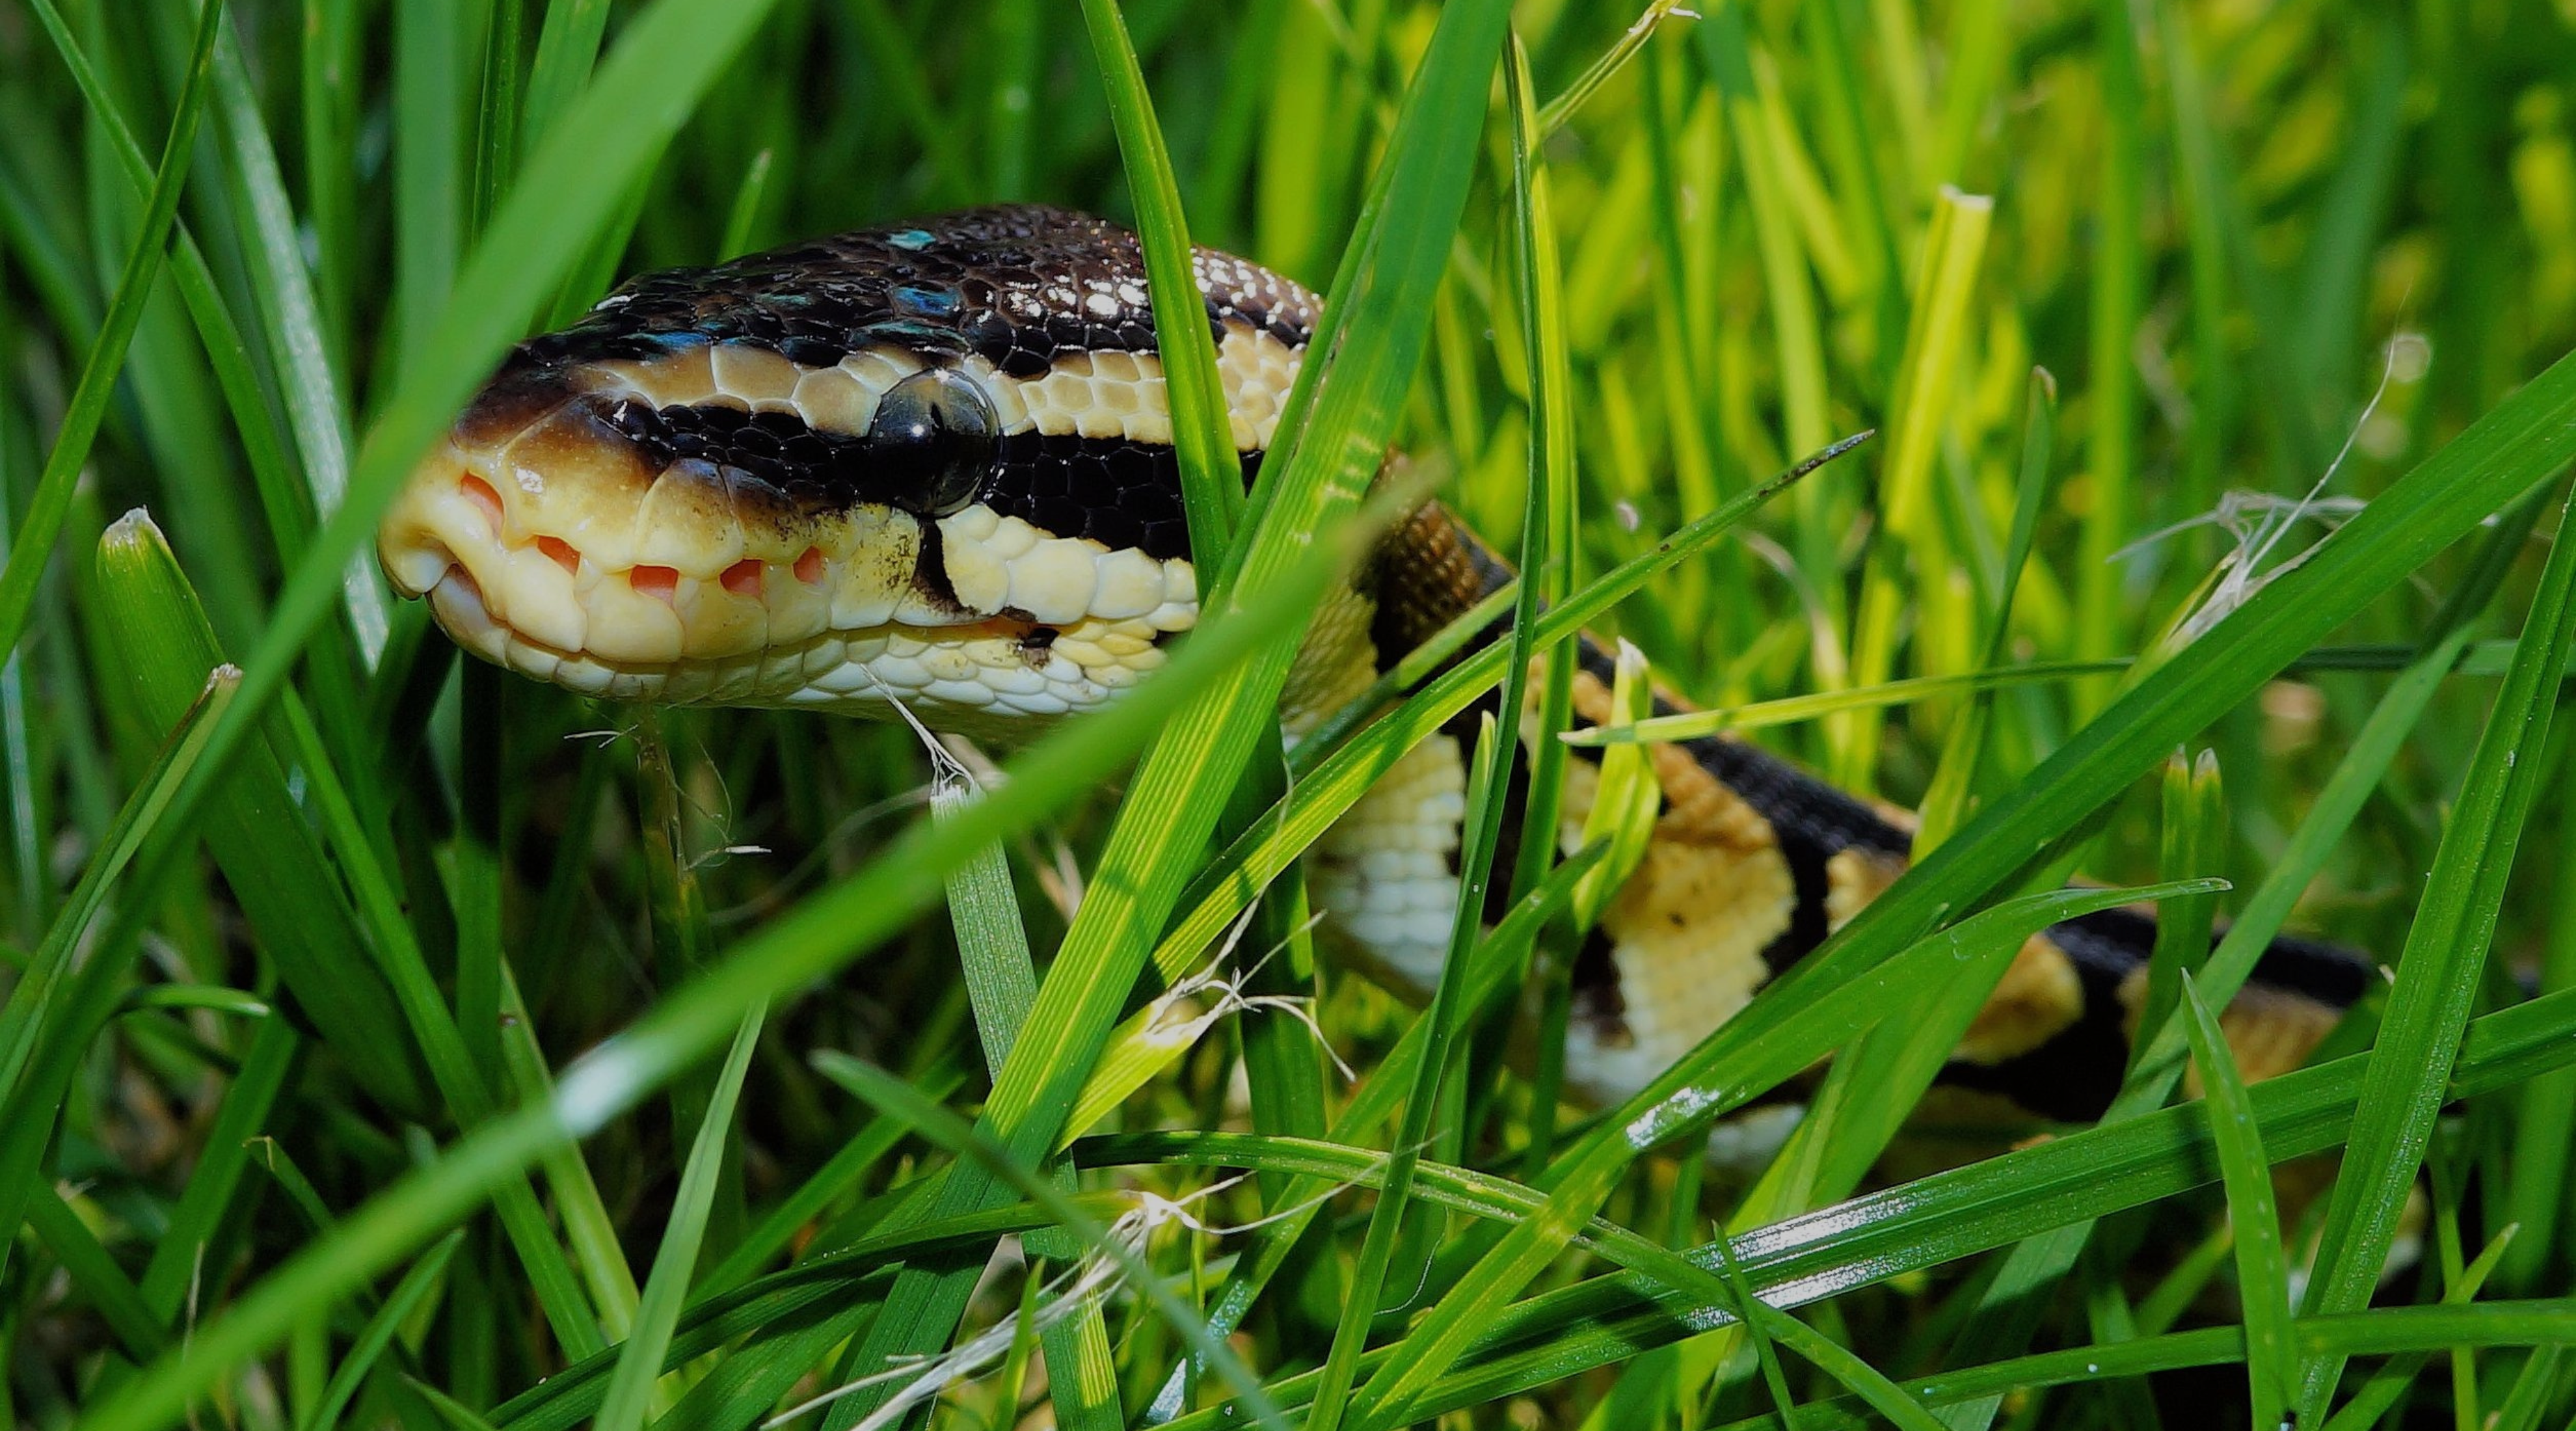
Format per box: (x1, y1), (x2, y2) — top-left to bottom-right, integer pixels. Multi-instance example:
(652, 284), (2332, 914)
(379, 205), (2371, 1123)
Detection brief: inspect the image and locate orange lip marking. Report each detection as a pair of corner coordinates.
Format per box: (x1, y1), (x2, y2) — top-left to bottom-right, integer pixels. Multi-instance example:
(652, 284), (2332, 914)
(459, 474), (505, 534)
(630, 565), (680, 602)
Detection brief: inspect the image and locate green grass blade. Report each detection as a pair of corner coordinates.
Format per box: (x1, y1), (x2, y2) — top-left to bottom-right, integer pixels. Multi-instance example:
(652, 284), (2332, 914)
(1341, 881), (2223, 1428)
(1566, 337), (2576, 1222)
(392, 0), (468, 379)
(26, 1187), (166, 1363)
(0, 669), (231, 1119)
(18, 8), (2576, 1424)
(521, 0), (610, 152)
(697, 1069), (964, 1297)
(1077, 0), (1244, 551)
(2295, 484), (2576, 1415)
(301, 1232), (466, 1431)
(1153, 442), (1849, 988)
(1843, 185), (1992, 787)
(2178, 972), (2296, 1430)
(2071, 0), (2145, 719)
(1137, 844), (1608, 1425)
(822, 7), (1513, 1416)
(2134, 751), (2227, 1078)
(593, 1002), (765, 1431)
(1149, 990), (2576, 1427)
(1931, 494), (2546, 1411)
(204, 22), (384, 662)
(926, 762), (1099, 1393)
(1560, 660), (2132, 744)
(0, 0), (222, 664)
(1304, 711), (1506, 1431)
(138, 1011), (302, 1318)
(811, 1054), (1288, 1430)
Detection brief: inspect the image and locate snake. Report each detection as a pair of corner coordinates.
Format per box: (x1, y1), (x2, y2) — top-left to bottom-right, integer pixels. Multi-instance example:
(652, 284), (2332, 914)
(376, 204), (2372, 1127)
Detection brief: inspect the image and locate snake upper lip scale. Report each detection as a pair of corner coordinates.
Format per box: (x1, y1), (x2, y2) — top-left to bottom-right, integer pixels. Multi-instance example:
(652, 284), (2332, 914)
(378, 202), (2375, 1127)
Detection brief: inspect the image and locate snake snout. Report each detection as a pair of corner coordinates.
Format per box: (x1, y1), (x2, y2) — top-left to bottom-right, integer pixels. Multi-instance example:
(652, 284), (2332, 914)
(375, 373), (903, 695)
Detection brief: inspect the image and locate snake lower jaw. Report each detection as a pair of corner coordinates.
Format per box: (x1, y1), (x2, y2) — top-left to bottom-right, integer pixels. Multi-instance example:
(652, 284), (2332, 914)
(416, 558), (1173, 730)
(381, 474), (1186, 726)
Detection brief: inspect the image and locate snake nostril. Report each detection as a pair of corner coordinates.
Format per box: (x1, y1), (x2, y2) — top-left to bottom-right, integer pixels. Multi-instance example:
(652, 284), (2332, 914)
(721, 558), (764, 598)
(794, 546), (825, 584)
(630, 565), (679, 604)
(537, 536), (580, 574)
(457, 473), (505, 535)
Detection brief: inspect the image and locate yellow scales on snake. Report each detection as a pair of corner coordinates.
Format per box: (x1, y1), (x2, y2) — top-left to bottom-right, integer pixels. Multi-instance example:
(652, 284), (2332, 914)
(376, 205), (2368, 1128)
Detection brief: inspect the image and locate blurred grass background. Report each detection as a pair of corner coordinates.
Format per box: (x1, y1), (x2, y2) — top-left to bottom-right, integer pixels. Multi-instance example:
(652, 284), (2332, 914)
(6, 0), (2576, 1428)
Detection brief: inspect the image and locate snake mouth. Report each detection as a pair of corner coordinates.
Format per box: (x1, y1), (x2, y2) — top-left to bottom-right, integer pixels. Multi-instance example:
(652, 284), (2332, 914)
(415, 558), (1056, 710)
(378, 410), (1200, 719)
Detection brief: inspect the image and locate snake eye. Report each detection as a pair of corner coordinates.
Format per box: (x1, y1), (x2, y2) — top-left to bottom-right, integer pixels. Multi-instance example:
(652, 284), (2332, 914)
(866, 369), (997, 516)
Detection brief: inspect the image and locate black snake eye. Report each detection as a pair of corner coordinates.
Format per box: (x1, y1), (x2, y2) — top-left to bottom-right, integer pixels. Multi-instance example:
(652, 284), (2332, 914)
(866, 368), (997, 516)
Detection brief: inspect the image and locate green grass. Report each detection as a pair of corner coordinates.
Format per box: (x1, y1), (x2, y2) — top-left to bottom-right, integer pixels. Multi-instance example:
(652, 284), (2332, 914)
(6, 2), (2576, 1428)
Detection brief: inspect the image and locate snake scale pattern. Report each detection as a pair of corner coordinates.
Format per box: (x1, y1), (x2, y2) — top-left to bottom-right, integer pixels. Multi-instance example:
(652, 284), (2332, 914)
(377, 204), (2373, 1125)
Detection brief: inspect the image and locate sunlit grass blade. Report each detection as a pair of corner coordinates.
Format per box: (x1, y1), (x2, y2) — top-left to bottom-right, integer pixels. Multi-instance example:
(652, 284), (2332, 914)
(1569, 641), (1657, 928)
(1842, 184), (1992, 788)
(1561, 660), (2130, 744)
(2071, 0), (2144, 723)
(1931, 492), (2547, 1407)
(1093, 1125), (1950, 1429)
(1501, 25), (1579, 915)
(1536, 0), (1693, 137)
(921, 751), (1099, 1404)
(17, 5), (2576, 1424)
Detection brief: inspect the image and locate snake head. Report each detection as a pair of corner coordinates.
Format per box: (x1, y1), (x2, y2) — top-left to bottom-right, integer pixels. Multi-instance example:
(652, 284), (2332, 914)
(377, 206), (1310, 730)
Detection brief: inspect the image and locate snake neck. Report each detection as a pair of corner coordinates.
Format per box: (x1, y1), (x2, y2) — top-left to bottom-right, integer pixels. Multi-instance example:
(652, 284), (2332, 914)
(1278, 502), (1494, 736)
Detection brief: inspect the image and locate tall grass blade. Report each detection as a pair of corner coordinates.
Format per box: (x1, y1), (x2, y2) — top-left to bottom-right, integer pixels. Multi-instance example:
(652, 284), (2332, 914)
(2295, 485), (2576, 1415)
(0, 0), (223, 662)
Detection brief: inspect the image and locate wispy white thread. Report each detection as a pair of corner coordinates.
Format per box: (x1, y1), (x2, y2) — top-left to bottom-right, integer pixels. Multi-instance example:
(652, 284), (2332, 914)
(2121, 330), (2421, 643)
